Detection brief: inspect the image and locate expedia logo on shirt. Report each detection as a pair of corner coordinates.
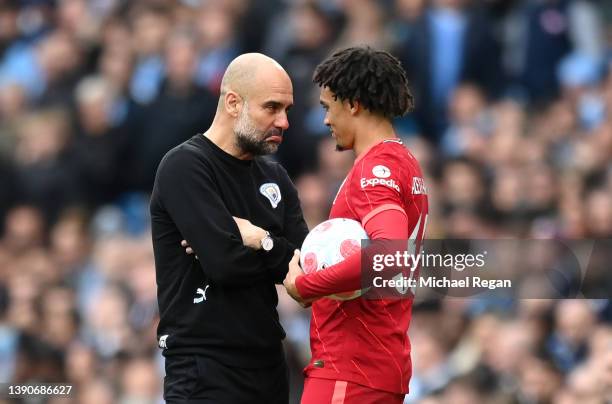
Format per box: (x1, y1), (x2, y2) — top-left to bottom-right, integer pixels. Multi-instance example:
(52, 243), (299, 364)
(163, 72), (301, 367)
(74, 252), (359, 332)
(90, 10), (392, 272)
(360, 177), (401, 193)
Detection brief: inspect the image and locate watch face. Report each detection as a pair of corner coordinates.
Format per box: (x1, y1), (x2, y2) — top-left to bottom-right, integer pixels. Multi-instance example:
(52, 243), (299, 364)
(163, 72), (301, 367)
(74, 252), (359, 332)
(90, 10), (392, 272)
(262, 237), (273, 251)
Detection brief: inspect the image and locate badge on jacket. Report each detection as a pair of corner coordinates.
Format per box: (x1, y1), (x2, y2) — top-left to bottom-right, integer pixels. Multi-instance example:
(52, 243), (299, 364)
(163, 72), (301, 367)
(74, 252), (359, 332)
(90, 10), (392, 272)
(259, 183), (282, 208)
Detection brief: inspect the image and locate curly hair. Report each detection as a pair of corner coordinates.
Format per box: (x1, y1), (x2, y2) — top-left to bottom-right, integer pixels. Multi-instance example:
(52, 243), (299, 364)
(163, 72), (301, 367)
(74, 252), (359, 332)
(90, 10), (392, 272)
(313, 46), (414, 119)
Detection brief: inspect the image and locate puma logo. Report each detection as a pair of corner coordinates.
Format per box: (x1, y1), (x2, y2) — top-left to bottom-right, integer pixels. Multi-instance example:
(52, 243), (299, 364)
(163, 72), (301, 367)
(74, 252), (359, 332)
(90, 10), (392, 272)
(193, 284), (210, 304)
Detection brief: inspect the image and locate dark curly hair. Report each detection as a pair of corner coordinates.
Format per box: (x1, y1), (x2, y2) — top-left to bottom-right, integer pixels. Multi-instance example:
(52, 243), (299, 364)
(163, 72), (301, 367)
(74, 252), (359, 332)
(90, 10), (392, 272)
(313, 46), (414, 119)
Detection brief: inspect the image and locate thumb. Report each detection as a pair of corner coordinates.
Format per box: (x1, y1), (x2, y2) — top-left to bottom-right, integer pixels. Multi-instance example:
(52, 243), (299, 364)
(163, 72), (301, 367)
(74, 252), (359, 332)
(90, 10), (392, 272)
(290, 249), (300, 262)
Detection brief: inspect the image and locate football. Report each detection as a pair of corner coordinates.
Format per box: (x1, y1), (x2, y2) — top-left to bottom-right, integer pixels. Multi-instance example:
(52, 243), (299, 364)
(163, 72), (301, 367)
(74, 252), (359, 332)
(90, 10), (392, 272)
(300, 218), (369, 300)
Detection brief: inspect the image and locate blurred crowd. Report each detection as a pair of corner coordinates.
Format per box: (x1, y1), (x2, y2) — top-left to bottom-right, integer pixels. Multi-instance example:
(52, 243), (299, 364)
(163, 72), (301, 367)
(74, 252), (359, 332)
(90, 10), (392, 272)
(0, 0), (611, 403)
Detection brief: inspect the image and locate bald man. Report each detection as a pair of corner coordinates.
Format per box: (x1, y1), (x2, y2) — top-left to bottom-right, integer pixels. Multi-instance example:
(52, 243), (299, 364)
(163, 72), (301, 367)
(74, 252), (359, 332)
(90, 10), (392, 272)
(150, 53), (308, 403)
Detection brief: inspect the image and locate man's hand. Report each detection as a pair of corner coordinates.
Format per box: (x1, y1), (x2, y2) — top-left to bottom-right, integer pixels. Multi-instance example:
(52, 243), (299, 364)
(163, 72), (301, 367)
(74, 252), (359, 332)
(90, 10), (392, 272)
(233, 216), (267, 250)
(283, 250), (312, 307)
(183, 217), (266, 253)
(181, 240), (198, 259)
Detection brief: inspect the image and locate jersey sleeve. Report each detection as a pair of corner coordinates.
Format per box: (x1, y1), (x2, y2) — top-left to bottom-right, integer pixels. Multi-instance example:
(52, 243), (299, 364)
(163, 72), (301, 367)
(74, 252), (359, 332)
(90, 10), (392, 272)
(295, 206), (410, 299)
(296, 145), (429, 300)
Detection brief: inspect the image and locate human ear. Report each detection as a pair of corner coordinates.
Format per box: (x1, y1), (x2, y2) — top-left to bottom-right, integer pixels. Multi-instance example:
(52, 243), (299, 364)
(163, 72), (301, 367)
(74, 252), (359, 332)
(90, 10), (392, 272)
(225, 91), (242, 117)
(348, 100), (360, 115)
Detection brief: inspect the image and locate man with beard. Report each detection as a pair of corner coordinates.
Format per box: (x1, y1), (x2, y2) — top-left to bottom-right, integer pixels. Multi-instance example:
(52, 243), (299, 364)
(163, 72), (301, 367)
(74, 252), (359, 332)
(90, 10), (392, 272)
(150, 53), (308, 403)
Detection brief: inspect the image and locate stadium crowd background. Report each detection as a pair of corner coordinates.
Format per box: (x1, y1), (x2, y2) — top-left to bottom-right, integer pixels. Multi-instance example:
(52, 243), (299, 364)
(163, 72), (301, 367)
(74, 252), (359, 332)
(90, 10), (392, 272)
(0, 0), (611, 402)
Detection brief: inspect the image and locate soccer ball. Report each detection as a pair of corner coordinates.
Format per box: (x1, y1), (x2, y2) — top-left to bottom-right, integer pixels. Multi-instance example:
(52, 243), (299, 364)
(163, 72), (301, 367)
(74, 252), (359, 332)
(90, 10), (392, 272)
(300, 218), (369, 300)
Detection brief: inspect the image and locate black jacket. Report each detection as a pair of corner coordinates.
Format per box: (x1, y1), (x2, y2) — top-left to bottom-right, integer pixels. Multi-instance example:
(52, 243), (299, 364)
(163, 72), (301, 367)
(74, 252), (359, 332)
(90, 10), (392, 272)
(150, 134), (308, 367)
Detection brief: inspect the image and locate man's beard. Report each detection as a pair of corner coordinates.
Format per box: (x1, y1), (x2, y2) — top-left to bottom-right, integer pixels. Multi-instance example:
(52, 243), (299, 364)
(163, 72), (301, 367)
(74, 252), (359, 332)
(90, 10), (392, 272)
(234, 105), (281, 156)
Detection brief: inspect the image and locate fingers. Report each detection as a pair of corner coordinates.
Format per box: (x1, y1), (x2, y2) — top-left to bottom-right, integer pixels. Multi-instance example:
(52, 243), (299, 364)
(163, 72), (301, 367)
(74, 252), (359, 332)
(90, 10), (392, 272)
(232, 216), (243, 228)
(289, 250), (301, 268)
(232, 216), (249, 225)
(180, 240), (195, 256)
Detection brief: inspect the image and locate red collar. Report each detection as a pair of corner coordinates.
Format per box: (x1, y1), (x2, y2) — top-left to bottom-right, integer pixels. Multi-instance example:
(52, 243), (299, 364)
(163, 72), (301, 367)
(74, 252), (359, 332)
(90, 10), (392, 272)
(353, 138), (402, 166)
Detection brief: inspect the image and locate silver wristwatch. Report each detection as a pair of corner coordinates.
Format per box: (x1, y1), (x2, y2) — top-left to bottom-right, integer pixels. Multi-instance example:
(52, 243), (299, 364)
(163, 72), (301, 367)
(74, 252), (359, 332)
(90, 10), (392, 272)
(261, 231), (274, 252)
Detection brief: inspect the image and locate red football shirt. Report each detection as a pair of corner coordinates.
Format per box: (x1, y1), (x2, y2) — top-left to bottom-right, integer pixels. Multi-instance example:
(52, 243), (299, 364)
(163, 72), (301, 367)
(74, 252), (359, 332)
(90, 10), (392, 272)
(300, 139), (428, 394)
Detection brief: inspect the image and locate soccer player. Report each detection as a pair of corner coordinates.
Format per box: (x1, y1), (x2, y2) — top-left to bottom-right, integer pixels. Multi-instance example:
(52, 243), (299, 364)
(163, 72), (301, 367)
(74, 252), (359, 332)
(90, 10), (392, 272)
(151, 53), (308, 403)
(283, 47), (429, 403)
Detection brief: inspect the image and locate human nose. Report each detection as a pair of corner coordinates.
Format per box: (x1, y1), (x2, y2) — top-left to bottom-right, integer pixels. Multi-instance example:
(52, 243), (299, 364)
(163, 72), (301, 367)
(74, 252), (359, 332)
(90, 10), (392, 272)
(275, 111), (289, 130)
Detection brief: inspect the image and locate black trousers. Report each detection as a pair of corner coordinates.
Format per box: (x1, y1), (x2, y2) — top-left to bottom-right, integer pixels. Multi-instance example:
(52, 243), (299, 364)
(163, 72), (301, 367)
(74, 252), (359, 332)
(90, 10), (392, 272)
(163, 355), (289, 404)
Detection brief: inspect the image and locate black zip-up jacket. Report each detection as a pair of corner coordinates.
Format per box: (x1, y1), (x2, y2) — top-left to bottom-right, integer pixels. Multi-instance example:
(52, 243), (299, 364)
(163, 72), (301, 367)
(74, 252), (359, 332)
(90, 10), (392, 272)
(150, 134), (308, 367)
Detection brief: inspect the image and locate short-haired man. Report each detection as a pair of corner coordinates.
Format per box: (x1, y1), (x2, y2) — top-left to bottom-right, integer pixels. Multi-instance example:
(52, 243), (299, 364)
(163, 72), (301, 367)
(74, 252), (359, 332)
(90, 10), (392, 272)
(284, 47), (429, 403)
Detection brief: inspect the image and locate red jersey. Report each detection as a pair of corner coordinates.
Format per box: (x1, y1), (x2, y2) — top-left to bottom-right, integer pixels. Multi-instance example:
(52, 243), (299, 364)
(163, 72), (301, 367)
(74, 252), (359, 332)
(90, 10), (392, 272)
(303, 139), (428, 394)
